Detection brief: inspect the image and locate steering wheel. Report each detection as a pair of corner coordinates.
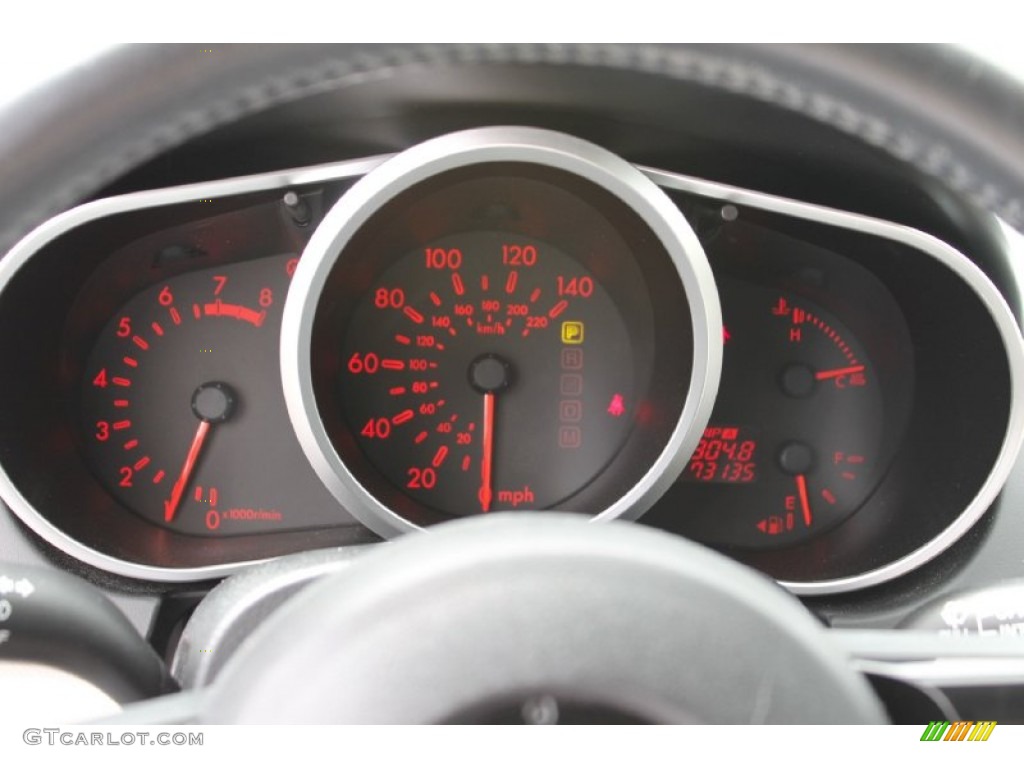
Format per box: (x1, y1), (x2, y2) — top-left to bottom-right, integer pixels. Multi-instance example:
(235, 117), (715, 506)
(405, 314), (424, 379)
(3, 43), (1022, 724)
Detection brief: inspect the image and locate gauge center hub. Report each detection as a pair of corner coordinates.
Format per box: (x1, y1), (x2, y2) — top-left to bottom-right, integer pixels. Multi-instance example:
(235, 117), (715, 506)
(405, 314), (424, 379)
(468, 353), (512, 394)
(191, 381), (237, 424)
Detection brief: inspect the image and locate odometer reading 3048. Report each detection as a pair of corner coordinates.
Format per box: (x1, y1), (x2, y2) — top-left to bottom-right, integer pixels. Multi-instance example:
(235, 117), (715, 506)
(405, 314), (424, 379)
(341, 232), (635, 517)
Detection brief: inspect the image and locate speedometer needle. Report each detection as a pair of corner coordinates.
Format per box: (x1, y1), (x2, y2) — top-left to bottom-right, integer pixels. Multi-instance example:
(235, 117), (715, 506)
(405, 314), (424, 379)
(478, 392), (495, 512)
(164, 419), (211, 522)
(795, 474), (813, 527)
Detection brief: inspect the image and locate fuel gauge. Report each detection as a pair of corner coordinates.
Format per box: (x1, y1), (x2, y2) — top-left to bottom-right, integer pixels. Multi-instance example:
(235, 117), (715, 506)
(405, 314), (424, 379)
(659, 278), (900, 549)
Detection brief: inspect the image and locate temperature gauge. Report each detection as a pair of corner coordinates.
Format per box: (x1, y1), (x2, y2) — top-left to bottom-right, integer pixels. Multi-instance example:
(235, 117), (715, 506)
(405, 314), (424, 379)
(665, 279), (896, 549)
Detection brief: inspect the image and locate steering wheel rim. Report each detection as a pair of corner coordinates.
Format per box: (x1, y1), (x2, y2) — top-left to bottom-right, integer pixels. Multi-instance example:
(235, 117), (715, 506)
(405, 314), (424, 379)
(3, 43), (1021, 724)
(201, 513), (886, 724)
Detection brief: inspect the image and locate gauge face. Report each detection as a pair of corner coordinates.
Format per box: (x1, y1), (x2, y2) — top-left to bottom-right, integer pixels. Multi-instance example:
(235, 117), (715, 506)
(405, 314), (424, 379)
(658, 275), (903, 550)
(340, 231), (635, 515)
(79, 255), (332, 536)
(284, 128), (721, 537)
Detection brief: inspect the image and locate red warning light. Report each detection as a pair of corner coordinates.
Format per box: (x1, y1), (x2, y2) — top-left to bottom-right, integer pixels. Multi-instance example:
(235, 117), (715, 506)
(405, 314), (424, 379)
(722, 326), (731, 344)
(607, 394), (626, 417)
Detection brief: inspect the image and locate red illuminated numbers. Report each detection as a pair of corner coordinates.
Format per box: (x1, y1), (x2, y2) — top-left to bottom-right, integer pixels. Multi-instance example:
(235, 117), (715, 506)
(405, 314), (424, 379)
(406, 467), (437, 489)
(347, 353), (380, 374)
(361, 418), (391, 439)
(506, 304), (528, 316)
(117, 317), (131, 337)
(419, 403), (437, 416)
(159, 286), (174, 306)
(455, 432), (472, 445)
(692, 439), (755, 462)
(416, 335), (435, 348)
(502, 245), (538, 266)
(374, 287), (405, 309)
(689, 461), (716, 481)
(720, 463), (756, 482)
(411, 381), (428, 394)
(205, 510), (221, 531)
(212, 275), (228, 295)
(95, 421), (110, 441)
(409, 359), (428, 371)
(481, 300), (500, 313)
(557, 276), (594, 298)
(259, 288), (273, 307)
(285, 258), (299, 277)
(92, 369), (108, 388)
(525, 317), (548, 329)
(119, 467), (133, 487)
(424, 248), (463, 270)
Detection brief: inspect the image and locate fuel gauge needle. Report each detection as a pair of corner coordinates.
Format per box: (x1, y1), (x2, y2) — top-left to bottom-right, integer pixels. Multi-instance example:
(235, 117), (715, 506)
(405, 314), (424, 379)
(795, 473), (813, 527)
(478, 392), (495, 512)
(164, 419), (211, 522)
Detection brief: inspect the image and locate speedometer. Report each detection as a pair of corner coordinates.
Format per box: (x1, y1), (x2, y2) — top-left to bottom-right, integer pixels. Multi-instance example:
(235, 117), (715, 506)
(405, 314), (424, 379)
(281, 127), (722, 538)
(340, 229), (636, 517)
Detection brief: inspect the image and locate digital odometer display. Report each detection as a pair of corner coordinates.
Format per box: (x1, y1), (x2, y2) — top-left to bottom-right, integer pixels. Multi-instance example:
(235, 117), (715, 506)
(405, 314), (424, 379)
(685, 425), (758, 484)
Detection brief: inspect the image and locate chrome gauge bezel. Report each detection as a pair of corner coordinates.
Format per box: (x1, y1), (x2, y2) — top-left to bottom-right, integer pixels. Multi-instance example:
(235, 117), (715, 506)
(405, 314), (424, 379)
(643, 168), (1024, 595)
(280, 127), (724, 540)
(0, 134), (1018, 591)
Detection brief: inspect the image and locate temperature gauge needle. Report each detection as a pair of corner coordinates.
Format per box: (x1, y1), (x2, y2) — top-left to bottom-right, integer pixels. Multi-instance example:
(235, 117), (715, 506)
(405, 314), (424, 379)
(795, 474), (813, 527)
(478, 392), (495, 512)
(164, 419), (212, 522)
(814, 365), (864, 381)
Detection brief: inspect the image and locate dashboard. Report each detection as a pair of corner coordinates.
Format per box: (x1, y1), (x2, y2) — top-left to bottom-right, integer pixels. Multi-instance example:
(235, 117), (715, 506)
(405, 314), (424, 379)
(4, 44), (1024, 725)
(0, 122), (1021, 594)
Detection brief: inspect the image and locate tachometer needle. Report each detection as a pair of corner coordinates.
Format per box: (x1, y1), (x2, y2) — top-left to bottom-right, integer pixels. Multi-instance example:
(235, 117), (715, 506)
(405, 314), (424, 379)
(478, 392), (495, 512)
(795, 473), (813, 527)
(164, 419), (212, 522)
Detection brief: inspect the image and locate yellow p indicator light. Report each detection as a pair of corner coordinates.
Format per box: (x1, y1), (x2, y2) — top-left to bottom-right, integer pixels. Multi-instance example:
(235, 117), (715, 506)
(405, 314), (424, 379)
(561, 321), (584, 345)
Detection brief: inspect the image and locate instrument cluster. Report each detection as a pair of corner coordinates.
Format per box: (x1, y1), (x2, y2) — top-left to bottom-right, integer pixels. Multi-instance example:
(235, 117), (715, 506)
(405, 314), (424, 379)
(0, 128), (1019, 594)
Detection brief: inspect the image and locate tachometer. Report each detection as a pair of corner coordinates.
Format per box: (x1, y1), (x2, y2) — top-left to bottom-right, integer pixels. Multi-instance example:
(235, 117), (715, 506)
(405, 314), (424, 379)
(282, 127), (722, 538)
(80, 255), (321, 536)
